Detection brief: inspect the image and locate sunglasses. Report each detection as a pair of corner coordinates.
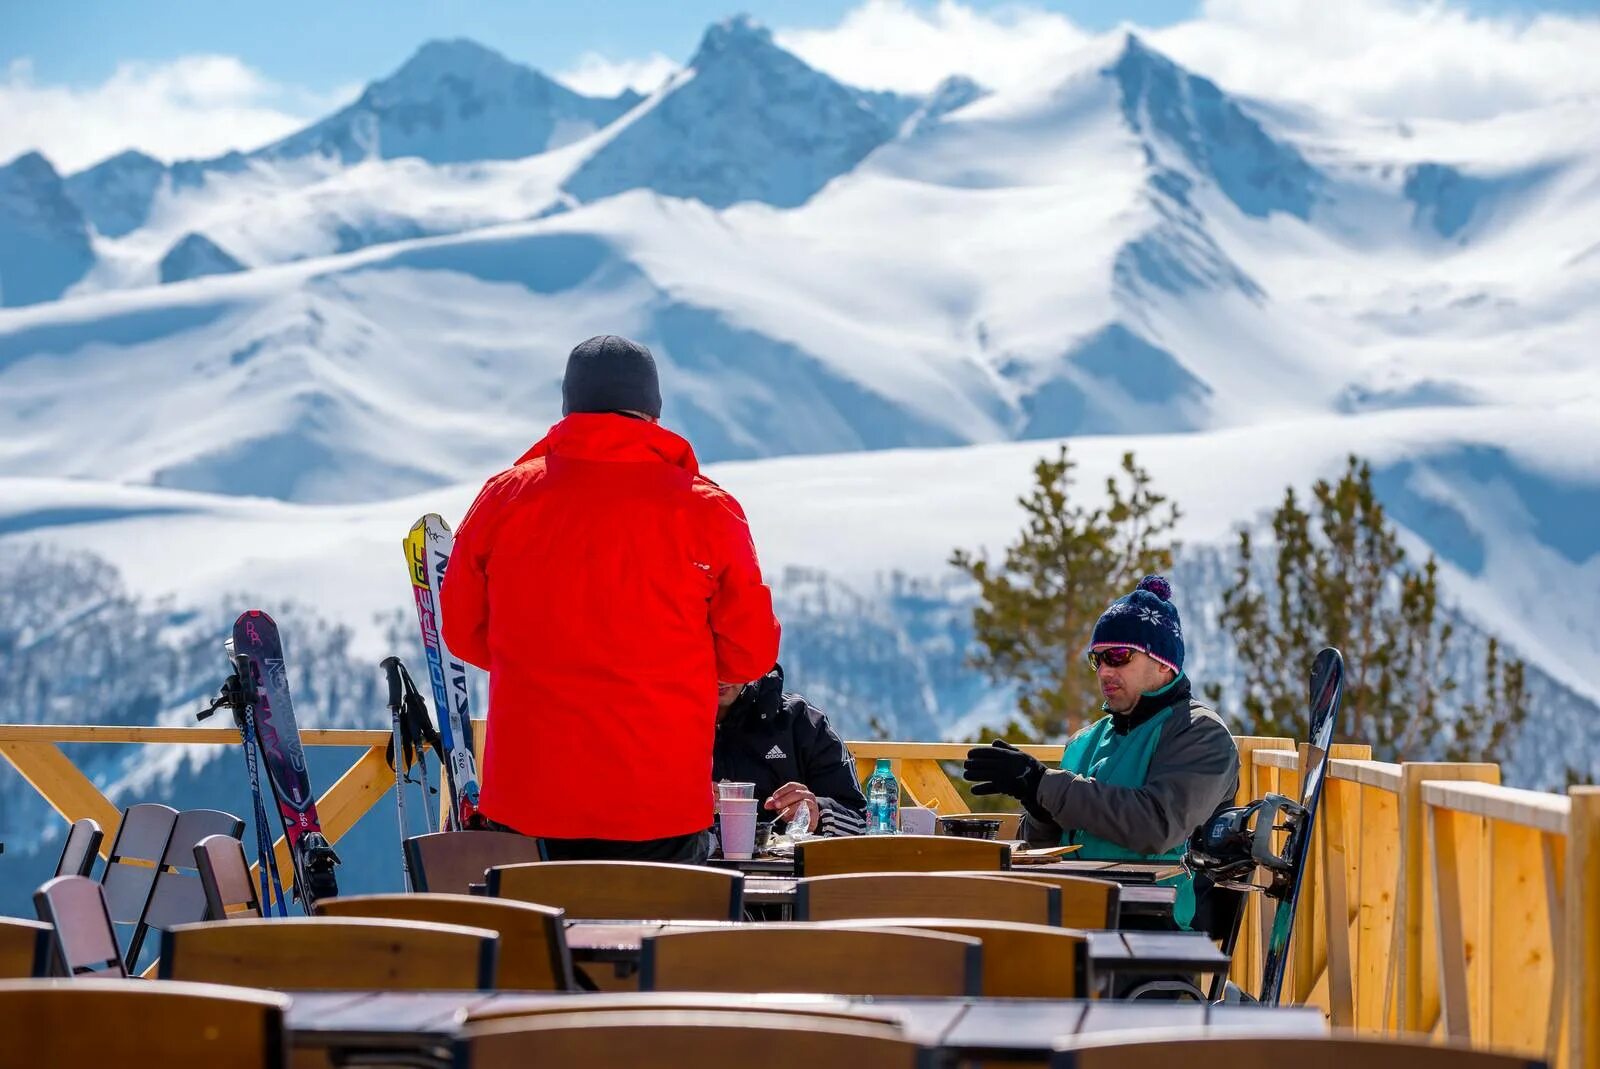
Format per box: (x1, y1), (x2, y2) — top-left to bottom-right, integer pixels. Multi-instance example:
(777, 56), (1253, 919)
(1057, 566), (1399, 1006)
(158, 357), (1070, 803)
(1086, 646), (1140, 671)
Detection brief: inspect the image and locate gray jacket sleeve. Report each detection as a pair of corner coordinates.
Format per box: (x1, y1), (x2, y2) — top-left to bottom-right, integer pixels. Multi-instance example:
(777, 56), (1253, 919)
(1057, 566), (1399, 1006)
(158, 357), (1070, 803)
(1020, 703), (1240, 855)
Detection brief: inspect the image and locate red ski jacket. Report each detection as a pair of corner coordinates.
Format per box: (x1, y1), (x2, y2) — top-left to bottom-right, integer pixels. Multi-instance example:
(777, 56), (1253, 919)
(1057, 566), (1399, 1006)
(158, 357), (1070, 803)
(442, 413), (781, 841)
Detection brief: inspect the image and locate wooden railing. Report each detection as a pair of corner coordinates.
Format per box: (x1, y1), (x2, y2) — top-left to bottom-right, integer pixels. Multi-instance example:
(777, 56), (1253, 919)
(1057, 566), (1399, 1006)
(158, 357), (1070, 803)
(2, 724), (1597, 1067)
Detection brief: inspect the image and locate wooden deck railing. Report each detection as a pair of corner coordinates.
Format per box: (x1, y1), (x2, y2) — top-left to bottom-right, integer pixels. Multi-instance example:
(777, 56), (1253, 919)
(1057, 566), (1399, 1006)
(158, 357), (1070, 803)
(2, 723), (1596, 1067)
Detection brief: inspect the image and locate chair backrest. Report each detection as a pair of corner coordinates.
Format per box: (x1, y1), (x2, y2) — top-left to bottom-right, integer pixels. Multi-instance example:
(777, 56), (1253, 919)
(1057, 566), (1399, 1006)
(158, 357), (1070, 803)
(404, 830), (546, 894)
(194, 834), (262, 920)
(797, 835), (1010, 877)
(128, 809), (245, 967)
(53, 818), (103, 879)
(460, 1009), (930, 1069)
(0, 978), (290, 1066)
(639, 924), (982, 997)
(316, 893), (574, 990)
(1052, 1033), (1547, 1069)
(100, 803), (179, 930)
(489, 861), (745, 921)
(817, 918), (1090, 998)
(957, 871), (1121, 928)
(32, 875), (127, 977)
(159, 917), (499, 991)
(0, 918), (52, 979)
(796, 873), (1061, 926)
(464, 992), (902, 1027)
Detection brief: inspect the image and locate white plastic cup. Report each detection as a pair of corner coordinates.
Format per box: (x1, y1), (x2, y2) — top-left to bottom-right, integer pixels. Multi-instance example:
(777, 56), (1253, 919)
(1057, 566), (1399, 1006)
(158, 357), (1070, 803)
(720, 797), (759, 859)
(900, 806), (936, 836)
(717, 780), (756, 801)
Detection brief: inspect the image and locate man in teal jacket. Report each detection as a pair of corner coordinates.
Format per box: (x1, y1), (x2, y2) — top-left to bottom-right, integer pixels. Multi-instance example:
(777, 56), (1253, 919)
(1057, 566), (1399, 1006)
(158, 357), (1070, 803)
(962, 575), (1239, 929)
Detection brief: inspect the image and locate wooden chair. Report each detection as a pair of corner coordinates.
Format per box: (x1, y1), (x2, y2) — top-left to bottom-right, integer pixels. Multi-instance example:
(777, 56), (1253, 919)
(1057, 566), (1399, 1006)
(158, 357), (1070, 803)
(194, 834), (262, 919)
(817, 918), (1091, 998)
(159, 917), (499, 991)
(1051, 1033), (1547, 1069)
(127, 808), (245, 967)
(489, 861), (744, 921)
(796, 873), (1061, 926)
(99, 803), (178, 955)
(797, 834), (1010, 876)
(640, 924), (983, 996)
(0, 978), (289, 1066)
(956, 870), (1121, 928)
(460, 1009), (932, 1069)
(32, 875), (126, 977)
(0, 918), (51, 978)
(316, 893), (574, 990)
(404, 830), (546, 893)
(53, 817), (102, 879)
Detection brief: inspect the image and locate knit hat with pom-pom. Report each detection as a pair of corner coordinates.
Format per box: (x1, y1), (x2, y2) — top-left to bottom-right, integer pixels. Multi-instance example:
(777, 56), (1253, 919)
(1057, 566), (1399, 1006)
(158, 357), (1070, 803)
(1087, 574), (1184, 673)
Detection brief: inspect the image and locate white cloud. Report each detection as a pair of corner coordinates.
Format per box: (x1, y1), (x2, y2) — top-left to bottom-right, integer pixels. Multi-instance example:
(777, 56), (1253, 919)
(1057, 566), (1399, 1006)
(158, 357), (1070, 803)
(1151, 0), (1600, 121)
(555, 51), (678, 98)
(775, 0), (1093, 95)
(0, 55), (345, 173)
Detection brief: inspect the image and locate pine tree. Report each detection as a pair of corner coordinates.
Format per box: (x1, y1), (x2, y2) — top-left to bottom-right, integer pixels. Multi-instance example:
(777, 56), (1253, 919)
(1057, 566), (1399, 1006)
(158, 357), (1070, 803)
(950, 446), (1179, 741)
(1212, 455), (1527, 762)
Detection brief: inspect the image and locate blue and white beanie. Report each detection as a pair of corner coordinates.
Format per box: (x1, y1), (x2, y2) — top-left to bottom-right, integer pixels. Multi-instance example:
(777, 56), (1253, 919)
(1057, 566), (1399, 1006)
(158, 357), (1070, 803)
(1088, 574), (1185, 674)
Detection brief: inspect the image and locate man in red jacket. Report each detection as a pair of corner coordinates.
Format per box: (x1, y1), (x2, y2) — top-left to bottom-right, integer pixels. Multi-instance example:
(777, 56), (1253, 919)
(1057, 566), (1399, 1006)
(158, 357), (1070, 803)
(442, 335), (781, 863)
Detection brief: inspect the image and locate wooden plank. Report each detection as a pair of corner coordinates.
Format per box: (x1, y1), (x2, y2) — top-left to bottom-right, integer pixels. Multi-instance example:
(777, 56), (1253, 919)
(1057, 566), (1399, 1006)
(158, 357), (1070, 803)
(1489, 820), (1553, 1056)
(1565, 786), (1600, 1069)
(1227, 737), (1295, 995)
(1331, 759), (1404, 792)
(1542, 831), (1568, 1068)
(0, 724), (391, 745)
(1322, 776), (1357, 1027)
(1430, 806), (1473, 1042)
(1393, 763), (1500, 1035)
(1357, 782), (1400, 1032)
(0, 741), (123, 859)
(896, 758), (970, 815)
(1295, 742), (1370, 1007)
(1421, 780), (1571, 836)
(846, 741), (1065, 762)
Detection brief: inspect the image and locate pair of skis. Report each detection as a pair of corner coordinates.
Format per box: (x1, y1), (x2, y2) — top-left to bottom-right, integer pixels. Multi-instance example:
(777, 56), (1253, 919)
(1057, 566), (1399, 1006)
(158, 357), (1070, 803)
(1185, 646), (1344, 1006)
(201, 610), (340, 914)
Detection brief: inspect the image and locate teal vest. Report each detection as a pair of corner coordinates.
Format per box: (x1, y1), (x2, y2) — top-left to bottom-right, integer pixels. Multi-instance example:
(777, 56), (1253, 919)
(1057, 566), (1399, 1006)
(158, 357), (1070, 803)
(1058, 700), (1197, 928)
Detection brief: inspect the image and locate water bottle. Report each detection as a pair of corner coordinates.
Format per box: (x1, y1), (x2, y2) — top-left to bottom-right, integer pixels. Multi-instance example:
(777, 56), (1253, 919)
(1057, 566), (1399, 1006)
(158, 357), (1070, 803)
(866, 758), (900, 834)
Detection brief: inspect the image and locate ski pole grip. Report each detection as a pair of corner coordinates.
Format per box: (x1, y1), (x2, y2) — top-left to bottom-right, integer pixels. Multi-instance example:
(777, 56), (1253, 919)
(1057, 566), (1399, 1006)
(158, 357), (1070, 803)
(381, 656), (405, 709)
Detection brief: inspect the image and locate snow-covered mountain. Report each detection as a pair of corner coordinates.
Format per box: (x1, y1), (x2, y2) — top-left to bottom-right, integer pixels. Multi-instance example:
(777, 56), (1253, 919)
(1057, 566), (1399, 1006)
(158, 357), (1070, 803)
(0, 17), (1597, 890)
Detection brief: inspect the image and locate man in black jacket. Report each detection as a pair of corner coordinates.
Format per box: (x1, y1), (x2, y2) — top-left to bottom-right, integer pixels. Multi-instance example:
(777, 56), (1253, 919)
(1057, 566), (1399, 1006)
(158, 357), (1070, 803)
(713, 664), (868, 837)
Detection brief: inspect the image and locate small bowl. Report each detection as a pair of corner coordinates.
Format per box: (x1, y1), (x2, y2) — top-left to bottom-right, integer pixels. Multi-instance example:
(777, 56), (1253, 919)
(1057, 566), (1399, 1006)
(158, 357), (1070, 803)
(937, 816), (1003, 840)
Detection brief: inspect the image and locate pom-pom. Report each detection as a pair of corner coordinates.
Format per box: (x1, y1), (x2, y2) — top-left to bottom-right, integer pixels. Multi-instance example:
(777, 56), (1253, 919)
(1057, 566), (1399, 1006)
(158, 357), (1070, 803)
(1137, 574), (1172, 600)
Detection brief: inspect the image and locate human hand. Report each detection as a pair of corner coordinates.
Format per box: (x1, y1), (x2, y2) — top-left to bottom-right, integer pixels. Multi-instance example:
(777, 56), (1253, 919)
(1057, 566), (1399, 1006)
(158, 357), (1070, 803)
(765, 781), (820, 831)
(961, 739), (1046, 803)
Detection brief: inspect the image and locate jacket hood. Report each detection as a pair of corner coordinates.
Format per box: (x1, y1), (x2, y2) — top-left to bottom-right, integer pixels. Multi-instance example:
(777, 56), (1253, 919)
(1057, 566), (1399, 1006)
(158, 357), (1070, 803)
(515, 412), (699, 473)
(728, 663), (786, 723)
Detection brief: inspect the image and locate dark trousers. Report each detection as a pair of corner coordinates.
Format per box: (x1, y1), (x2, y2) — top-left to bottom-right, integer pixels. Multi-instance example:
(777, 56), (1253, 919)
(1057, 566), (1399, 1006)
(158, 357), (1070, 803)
(540, 829), (712, 865)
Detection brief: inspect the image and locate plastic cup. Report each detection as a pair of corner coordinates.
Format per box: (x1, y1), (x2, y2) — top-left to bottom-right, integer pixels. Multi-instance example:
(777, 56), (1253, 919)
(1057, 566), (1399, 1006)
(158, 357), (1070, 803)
(719, 798), (759, 859)
(900, 806), (936, 836)
(716, 780), (756, 800)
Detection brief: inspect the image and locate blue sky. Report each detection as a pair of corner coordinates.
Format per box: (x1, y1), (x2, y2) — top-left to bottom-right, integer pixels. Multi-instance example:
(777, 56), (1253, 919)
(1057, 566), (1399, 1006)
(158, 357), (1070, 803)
(4, 0), (1598, 171)
(6, 0), (1593, 92)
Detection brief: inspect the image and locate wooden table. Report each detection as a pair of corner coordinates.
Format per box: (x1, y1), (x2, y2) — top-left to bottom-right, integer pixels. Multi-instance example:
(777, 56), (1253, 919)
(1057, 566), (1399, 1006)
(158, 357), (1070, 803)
(286, 990), (1325, 1060)
(563, 919), (1228, 992)
(742, 875), (1177, 921)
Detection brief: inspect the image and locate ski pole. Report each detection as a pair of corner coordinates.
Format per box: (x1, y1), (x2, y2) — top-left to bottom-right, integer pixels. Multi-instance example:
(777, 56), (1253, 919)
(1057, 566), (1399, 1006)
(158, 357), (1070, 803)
(381, 656), (415, 891)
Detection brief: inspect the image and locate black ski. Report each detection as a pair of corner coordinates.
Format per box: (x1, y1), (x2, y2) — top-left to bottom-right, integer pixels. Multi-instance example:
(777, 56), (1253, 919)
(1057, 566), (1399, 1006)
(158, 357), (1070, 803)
(231, 610), (340, 908)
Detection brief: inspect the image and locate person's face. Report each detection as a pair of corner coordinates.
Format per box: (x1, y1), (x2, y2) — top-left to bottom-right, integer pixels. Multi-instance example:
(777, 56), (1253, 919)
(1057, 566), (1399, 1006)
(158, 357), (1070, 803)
(717, 682), (744, 711)
(1091, 647), (1175, 713)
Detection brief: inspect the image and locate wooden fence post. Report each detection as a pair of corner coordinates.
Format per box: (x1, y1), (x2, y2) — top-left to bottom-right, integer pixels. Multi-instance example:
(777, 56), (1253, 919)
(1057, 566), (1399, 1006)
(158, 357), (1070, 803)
(1568, 786), (1600, 1069)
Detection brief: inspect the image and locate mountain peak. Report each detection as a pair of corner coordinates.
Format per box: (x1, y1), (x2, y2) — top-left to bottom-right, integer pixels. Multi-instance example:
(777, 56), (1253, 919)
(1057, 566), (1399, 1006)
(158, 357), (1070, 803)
(1104, 32), (1318, 220)
(691, 14), (775, 66)
(385, 37), (529, 89)
(2, 151), (61, 186)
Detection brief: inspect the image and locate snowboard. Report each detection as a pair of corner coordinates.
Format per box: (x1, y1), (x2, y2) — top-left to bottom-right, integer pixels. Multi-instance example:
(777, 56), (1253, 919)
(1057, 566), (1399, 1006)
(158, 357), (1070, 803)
(403, 513), (483, 829)
(1255, 646), (1344, 1004)
(231, 609), (340, 907)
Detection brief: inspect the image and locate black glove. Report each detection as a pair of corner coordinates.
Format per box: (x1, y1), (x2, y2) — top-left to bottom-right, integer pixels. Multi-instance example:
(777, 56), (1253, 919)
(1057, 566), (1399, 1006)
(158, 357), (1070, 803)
(962, 739), (1046, 804)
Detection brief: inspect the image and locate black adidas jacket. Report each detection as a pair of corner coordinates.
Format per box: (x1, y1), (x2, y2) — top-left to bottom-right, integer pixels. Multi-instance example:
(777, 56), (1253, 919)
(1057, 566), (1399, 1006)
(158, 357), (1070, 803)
(712, 664), (869, 837)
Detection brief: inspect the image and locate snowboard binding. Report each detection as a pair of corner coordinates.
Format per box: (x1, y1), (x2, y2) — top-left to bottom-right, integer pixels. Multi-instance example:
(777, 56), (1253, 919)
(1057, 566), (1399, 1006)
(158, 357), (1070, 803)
(297, 832), (341, 904)
(1185, 793), (1312, 901)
